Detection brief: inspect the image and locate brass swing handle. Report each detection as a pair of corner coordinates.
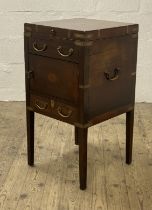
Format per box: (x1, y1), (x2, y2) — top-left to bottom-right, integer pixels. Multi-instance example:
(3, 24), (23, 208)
(104, 68), (120, 81)
(35, 101), (48, 110)
(57, 46), (74, 57)
(57, 106), (72, 118)
(33, 41), (47, 52)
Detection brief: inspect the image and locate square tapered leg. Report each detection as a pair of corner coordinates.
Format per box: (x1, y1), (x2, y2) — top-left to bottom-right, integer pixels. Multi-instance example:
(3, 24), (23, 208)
(78, 127), (88, 190)
(26, 109), (34, 166)
(126, 109), (134, 164)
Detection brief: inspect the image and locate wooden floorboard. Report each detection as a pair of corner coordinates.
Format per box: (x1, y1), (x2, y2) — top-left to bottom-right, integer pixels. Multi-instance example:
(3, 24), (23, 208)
(0, 102), (151, 210)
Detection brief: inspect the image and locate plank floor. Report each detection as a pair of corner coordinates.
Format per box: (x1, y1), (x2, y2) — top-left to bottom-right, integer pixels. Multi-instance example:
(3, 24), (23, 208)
(0, 102), (152, 210)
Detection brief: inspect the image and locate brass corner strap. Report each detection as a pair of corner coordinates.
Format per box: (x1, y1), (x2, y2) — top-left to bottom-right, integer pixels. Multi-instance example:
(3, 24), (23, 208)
(73, 32), (94, 40)
(126, 25), (139, 34)
(131, 72), (136, 76)
(24, 31), (31, 37)
(131, 33), (138, 39)
(27, 106), (33, 111)
(74, 40), (93, 47)
(24, 25), (32, 37)
(79, 84), (90, 89)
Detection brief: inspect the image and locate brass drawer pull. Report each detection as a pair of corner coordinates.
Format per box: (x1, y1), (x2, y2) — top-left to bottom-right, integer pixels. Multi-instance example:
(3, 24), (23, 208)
(33, 41), (47, 52)
(57, 46), (74, 57)
(104, 68), (120, 81)
(35, 101), (48, 110)
(57, 106), (72, 118)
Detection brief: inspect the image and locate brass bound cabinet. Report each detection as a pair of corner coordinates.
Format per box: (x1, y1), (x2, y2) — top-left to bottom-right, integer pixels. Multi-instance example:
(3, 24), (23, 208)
(24, 18), (138, 190)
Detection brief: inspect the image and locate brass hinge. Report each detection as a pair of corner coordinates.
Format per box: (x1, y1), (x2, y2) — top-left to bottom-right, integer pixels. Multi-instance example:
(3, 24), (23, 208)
(26, 71), (33, 79)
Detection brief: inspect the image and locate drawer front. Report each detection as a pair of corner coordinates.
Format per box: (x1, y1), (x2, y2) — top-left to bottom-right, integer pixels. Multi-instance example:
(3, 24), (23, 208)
(88, 35), (138, 118)
(29, 54), (79, 103)
(29, 38), (79, 63)
(30, 94), (78, 124)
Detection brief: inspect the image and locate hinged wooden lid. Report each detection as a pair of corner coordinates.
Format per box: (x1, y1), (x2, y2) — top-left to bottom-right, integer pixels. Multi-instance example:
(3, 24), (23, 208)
(24, 18), (139, 40)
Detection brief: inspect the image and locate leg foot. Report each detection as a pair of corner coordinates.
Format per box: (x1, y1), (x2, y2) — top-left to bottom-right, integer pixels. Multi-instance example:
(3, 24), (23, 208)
(78, 127), (88, 190)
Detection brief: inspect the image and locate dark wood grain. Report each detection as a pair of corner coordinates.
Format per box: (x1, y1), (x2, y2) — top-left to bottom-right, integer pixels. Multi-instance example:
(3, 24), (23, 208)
(126, 109), (134, 164)
(88, 34), (138, 120)
(29, 94), (78, 125)
(26, 109), (34, 166)
(32, 18), (136, 32)
(78, 127), (88, 190)
(24, 32), (30, 107)
(25, 18), (138, 42)
(24, 18), (138, 190)
(29, 38), (79, 63)
(29, 54), (79, 104)
(75, 127), (79, 145)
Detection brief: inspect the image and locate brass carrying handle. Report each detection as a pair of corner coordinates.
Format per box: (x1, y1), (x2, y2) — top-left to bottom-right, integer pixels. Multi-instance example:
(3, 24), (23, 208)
(104, 68), (120, 81)
(57, 106), (72, 118)
(33, 41), (47, 52)
(57, 46), (74, 57)
(35, 101), (48, 110)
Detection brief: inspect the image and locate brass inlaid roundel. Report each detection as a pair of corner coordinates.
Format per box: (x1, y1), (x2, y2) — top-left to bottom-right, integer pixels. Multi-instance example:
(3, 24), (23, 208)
(48, 72), (57, 83)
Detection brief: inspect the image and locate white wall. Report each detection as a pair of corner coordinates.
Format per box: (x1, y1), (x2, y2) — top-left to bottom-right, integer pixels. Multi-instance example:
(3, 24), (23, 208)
(0, 0), (152, 102)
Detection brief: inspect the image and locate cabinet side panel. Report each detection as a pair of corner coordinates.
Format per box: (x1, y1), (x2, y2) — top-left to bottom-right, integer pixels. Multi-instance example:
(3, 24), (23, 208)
(88, 34), (138, 120)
